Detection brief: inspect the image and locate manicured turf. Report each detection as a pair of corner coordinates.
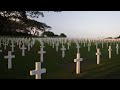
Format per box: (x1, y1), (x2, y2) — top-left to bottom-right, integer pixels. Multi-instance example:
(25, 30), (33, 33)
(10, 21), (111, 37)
(0, 37), (120, 79)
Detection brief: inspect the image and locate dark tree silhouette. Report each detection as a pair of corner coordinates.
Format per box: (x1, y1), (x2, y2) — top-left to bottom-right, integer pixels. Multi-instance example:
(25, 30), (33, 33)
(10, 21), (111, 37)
(59, 33), (67, 37)
(0, 11), (57, 36)
(41, 31), (55, 37)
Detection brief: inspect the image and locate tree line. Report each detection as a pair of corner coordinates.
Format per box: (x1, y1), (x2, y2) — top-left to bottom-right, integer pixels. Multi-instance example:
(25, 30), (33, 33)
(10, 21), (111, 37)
(0, 11), (67, 37)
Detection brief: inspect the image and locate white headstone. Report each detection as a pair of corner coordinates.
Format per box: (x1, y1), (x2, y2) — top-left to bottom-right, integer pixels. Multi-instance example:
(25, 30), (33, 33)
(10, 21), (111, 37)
(52, 41), (55, 48)
(30, 62), (46, 79)
(27, 42), (31, 51)
(87, 43), (91, 52)
(30, 40), (34, 48)
(74, 53), (83, 74)
(18, 41), (21, 48)
(55, 43), (59, 51)
(96, 48), (101, 64)
(116, 44), (119, 55)
(108, 46), (112, 59)
(16, 40), (19, 45)
(40, 43), (45, 49)
(4, 42), (8, 50)
(61, 45), (66, 58)
(20, 44), (27, 56)
(67, 42), (70, 50)
(38, 47), (46, 62)
(4, 51), (15, 69)
(84, 42), (86, 47)
(76, 44), (80, 53)
(10, 41), (15, 52)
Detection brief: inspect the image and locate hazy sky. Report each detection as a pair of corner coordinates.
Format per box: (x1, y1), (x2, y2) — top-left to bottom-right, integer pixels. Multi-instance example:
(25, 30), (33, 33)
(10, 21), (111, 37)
(33, 11), (120, 39)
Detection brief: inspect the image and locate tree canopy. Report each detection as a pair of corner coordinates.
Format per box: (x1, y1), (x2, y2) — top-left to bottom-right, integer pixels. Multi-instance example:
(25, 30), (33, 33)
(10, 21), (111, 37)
(59, 33), (67, 37)
(41, 31), (67, 38)
(0, 11), (52, 36)
(0, 11), (67, 37)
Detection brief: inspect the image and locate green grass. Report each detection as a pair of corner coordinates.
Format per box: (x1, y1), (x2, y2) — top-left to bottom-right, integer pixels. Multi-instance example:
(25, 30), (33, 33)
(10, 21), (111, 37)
(0, 38), (120, 79)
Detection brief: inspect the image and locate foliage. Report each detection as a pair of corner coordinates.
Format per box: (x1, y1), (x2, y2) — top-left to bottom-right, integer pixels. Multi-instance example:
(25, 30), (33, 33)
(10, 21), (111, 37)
(0, 11), (51, 36)
(59, 33), (67, 37)
(41, 31), (55, 37)
(41, 31), (67, 37)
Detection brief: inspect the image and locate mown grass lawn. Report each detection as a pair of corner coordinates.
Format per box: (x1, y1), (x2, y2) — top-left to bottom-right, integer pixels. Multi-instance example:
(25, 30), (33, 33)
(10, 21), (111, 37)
(0, 37), (120, 79)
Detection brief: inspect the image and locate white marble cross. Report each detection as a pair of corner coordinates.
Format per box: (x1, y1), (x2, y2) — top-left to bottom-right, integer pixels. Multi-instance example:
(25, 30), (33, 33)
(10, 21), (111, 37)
(61, 45), (66, 58)
(76, 44), (80, 53)
(40, 43), (45, 49)
(20, 44), (27, 56)
(96, 48), (101, 64)
(27, 42), (31, 51)
(10, 41), (15, 52)
(74, 53), (83, 74)
(52, 41), (55, 48)
(30, 62), (46, 79)
(4, 51), (15, 69)
(87, 43), (91, 52)
(55, 43), (59, 51)
(116, 44), (119, 55)
(84, 42), (86, 47)
(67, 42), (70, 50)
(16, 40), (19, 45)
(4, 42), (8, 50)
(18, 41), (21, 48)
(108, 46), (112, 59)
(38, 47), (46, 62)
(30, 40), (34, 48)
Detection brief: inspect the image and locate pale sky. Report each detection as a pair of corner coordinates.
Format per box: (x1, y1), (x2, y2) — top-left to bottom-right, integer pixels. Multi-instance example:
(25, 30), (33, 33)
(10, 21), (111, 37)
(33, 11), (120, 39)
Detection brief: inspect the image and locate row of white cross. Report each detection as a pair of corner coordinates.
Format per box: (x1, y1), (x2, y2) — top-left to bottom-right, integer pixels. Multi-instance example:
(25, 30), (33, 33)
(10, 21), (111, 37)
(1, 37), (120, 79)
(1, 45), (114, 78)
(74, 45), (118, 74)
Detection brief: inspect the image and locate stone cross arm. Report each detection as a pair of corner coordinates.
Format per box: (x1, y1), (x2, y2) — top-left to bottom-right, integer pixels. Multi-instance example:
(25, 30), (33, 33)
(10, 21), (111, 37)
(30, 68), (46, 76)
(96, 52), (101, 55)
(74, 58), (83, 62)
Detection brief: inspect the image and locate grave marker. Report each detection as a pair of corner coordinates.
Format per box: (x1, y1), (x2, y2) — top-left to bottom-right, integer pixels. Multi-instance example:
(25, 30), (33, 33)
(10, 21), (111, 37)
(10, 41), (15, 52)
(108, 46), (112, 59)
(61, 45), (66, 58)
(4, 51), (15, 69)
(30, 62), (46, 79)
(96, 48), (101, 64)
(74, 53), (83, 74)
(76, 44), (80, 53)
(116, 44), (119, 55)
(38, 47), (46, 62)
(55, 43), (59, 51)
(20, 44), (27, 56)
(87, 43), (91, 52)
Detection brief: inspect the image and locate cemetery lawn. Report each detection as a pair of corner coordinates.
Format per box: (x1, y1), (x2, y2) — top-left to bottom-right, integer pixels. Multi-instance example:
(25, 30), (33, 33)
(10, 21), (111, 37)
(1, 39), (120, 79)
